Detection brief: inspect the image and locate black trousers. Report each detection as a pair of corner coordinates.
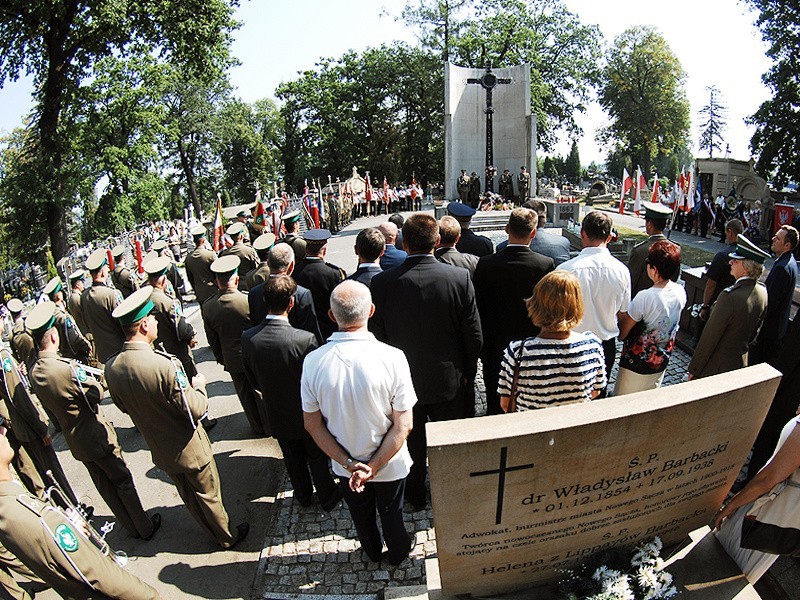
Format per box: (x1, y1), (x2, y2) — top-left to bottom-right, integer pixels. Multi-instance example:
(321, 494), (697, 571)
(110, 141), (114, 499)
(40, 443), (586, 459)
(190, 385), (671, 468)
(482, 353), (504, 416)
(279, 437), (339, 508)
(340, 477), (411, 564)
(600, 338), (617, 398)
(405, 399), (464, 508)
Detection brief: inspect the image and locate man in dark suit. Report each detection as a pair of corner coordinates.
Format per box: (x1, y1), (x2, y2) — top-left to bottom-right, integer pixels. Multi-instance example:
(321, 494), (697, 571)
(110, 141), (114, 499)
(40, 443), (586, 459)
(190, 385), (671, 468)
(371, 213), (482, 510)
(347, 228), (384, 288)
(473, 208), (555, 415)
(292, 229), (346, 342)
(249, 245), (324, 344)
(378, 222), (407, 270)
(241, 276), (340, 511)
(448, 202), (493, 257)
(751, 224), (799, 365)
(434, 216), (478, 277)
(495, 199), (570, 265)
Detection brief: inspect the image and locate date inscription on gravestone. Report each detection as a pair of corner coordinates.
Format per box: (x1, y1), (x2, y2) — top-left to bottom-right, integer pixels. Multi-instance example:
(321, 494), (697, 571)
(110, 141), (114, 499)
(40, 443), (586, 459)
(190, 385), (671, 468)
(427, 365), (780, 596)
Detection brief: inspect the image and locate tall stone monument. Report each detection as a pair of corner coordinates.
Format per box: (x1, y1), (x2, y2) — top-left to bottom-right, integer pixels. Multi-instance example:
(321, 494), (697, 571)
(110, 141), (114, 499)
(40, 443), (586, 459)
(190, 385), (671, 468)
(426, 364), (780, 596)
(444, 62), (536, 201)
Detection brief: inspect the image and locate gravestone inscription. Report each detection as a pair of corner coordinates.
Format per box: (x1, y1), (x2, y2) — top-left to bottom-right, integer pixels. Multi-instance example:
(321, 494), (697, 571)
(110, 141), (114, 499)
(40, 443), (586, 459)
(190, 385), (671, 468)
(427, 364), (780, 596)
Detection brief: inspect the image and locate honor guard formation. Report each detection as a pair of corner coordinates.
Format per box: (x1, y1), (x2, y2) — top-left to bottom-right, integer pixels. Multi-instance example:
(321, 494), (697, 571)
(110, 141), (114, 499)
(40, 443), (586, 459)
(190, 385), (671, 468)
(0, 193), (797, 595)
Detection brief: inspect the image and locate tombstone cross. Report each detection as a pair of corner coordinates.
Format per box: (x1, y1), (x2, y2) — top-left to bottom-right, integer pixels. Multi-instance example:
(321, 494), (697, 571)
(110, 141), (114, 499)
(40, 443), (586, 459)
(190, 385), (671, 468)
(466, 67), (512, 193)
(470, 446), (534, 525)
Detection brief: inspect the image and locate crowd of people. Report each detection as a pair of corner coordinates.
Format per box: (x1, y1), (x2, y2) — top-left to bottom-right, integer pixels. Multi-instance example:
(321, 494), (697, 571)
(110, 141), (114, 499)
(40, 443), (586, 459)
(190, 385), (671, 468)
(0, 195), (798, 596)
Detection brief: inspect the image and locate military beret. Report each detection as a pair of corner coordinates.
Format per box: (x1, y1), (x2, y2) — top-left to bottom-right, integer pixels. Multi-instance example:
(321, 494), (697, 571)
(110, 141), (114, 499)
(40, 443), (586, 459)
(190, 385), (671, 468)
(144, 256), (170, 279)
(641, 201), (672, 221)
(729, 234), (770, 264)
(281, 210), (301, 223)
(26, 301), (57, 336)
(190, 225), (207, 239)
(253, 233), (276, 252)
(85, 248), (108, 272)
(303, 229), (331, 243)
(68, 269), (86, 282)
(447, 202), (476, 219)
(236, 210), (249, 218)
(112, 286), (155, 326)
(43, 277), (63, 298)
(211, 255), (240, 277)
(111, 244), (126, 258)
(152, 239), (168, 252)
(226, 222), (245, 237)
(7, 298), (24, 314)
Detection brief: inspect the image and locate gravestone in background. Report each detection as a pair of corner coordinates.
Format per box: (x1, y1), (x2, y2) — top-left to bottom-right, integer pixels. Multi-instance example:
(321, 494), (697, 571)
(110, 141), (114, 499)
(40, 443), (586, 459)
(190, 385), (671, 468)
(427, 364), (780, 596)
(443, 63), (536, 200)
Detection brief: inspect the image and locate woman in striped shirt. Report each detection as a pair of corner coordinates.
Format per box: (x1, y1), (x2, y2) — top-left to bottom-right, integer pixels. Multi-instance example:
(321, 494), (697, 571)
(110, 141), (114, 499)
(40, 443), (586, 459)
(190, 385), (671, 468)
(498, 271), (606, 412)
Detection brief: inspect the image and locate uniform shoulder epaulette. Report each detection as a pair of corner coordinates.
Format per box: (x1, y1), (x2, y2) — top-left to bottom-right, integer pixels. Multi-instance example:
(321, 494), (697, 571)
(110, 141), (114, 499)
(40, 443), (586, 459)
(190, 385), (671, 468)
(153, 347), (178, 361)
(723, 283), (736, 293)
(633, 240), (646, 249)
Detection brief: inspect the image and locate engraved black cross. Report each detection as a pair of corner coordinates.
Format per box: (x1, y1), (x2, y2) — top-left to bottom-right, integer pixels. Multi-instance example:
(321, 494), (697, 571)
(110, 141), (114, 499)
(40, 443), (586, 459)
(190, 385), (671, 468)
(470, 446), (534, 525)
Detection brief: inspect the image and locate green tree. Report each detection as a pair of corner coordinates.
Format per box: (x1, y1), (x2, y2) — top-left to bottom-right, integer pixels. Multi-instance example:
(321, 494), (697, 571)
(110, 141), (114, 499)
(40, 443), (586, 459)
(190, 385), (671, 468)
(698, 85), (727, 158)
(598, 26), (690, 176)
(543, 156), (558, 179)
(565, 141), (581, 183)
(746, 0), (800, 185)
(403, 0), (602, 150)
(400, 0), (469, 62)
(0, 0), (237, 261)
(74, 52), (171, 237)
(277, 43), (443, 192)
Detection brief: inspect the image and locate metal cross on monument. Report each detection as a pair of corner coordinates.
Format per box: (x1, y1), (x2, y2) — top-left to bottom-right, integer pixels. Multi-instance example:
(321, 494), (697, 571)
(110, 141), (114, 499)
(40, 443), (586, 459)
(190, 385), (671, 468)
(467, 67), (512, 193)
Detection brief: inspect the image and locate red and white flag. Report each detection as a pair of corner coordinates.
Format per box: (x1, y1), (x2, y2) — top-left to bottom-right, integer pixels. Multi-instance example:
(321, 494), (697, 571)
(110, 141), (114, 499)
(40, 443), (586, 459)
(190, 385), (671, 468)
(650, 173), (660, 203)
(619, 168), (633, 214)
(213, 193), (224, 251)
(634, 166), (647, 214)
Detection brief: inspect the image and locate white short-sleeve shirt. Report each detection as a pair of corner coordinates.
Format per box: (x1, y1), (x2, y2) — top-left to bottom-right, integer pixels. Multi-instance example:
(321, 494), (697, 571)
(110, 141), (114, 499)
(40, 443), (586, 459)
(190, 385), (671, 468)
(301, 331), (418, 481)
(559, 246), (631, 340)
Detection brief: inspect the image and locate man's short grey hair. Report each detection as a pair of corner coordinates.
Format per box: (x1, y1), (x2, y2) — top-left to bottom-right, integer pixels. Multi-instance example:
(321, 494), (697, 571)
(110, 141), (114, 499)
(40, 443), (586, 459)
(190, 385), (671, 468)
(378, 222), (398, 244)
(742, 259), (764, 279)
(330, 280), (372, 327)
(268, 244), (294, 273)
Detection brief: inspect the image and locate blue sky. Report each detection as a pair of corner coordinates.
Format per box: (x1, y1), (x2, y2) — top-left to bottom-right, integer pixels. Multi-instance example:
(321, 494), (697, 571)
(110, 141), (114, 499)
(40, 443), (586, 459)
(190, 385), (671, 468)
(0, 0), (771, 165)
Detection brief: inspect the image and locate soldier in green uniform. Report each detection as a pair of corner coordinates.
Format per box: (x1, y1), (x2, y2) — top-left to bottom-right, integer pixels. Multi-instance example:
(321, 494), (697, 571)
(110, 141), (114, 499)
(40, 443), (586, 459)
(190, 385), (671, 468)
(0, 401), (44, 499)
(105, 287), (249, 548)
(184, 225), (217, 306)
(109, 245), (140, 299)
(278, 211), (307, 261)
(42, 277), (92, 364)
(0, 428), (162, 599)
(151, 240), (184, 300)
(8, 299), (36, 374)
(627, 202), (677, 298)
(202, 256), (267, 435)
(0, 345), (79, 507)
(144, 257), (197, 379)
(221, 223), (258, 275)
(26, 302), (160, 541)
(241, 232), (274, 291)
(67, 270), (89, 337)
(80, 249), (126, 365)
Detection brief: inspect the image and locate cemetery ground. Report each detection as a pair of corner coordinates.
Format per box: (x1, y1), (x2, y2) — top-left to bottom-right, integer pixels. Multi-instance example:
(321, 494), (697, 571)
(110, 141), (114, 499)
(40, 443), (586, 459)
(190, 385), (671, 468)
(35, 205), (798, 599)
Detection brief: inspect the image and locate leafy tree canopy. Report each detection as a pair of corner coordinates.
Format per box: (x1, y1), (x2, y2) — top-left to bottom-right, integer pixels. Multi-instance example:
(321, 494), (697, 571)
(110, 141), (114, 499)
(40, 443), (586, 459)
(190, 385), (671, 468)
(598, 26), (690, 176)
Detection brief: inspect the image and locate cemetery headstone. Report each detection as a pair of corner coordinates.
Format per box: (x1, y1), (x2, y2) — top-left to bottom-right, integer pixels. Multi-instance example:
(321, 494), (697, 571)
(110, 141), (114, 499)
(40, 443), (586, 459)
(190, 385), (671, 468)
(427, 364), (780, 596)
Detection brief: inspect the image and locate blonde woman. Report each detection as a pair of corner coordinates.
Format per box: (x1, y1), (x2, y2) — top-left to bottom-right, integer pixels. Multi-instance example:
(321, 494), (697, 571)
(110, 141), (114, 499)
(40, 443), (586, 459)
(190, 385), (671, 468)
(498, 271), (606, 412)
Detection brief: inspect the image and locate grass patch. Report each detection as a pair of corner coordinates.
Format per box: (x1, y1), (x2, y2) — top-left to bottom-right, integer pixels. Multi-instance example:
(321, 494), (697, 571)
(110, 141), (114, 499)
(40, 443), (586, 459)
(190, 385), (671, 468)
(615, 225), (715, 268)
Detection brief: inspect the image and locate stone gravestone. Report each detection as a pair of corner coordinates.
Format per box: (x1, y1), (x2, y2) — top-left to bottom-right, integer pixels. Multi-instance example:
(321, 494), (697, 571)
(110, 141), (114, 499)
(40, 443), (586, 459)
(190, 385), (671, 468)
(444, 63), (536, 200)
(426, 364), (780, 596)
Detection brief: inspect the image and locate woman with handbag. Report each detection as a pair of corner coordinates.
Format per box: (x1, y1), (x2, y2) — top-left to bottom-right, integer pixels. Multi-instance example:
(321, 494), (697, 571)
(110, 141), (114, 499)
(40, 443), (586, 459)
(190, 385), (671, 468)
(714, 415), (800, 582)
(497, 271), (606, 412)
(615, 241), (686, 395)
